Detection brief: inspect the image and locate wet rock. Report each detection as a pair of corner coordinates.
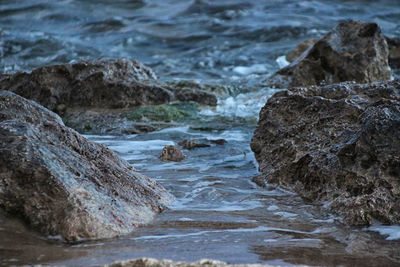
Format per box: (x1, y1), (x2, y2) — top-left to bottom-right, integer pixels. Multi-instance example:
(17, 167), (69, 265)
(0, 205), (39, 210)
(63, 110), (164, 135)
(178, 139), (210, 150)
(251, 79), (400, 226)
(285, 39), (318, 62)
(174, 88), (217, 106)
(268, 20), (391, 88)
(386, 36), (400, 69)
(0, 91), (172, 241)
(106, 258), (275, 267)
(0, 59), (218, 134)
(125, 102), (199, 123)
(159, 145), (185, 162)
(209, 139), (227, 145)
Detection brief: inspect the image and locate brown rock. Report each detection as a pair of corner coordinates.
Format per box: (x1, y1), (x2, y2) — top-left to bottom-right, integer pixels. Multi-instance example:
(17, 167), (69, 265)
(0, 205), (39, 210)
(268, 20), (391, 88)
(251, 79), (400, 226)
(0, 91), (172, 242)
(178, 139), (210, 150)
(286, 39), (318, 62)
(159, 145), (185, 162)
(0, 58), (217, 112)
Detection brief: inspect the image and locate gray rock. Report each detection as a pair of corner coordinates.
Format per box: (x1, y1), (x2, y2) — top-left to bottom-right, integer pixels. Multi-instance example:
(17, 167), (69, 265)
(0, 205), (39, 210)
(0, 91), (173, 242)
(268, 20), (391, 88)
(251, 79), (400, 226)
(159, 145), (185, 162)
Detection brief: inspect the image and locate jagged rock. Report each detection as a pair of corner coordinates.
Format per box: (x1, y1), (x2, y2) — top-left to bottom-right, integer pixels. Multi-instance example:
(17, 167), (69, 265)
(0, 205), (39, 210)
(105, 258), (277, 267)
(268, 20), (391, 88)
(159, 145), (185, 162)
(251, 79), (400, 226)
(0, 59), (217, 134)
(285, 39), (318, 63)
(0, 91), (172, 241)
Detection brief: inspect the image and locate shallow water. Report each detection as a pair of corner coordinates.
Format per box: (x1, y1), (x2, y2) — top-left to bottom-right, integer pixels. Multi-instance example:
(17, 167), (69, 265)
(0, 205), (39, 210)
(1, 0), (400, 266)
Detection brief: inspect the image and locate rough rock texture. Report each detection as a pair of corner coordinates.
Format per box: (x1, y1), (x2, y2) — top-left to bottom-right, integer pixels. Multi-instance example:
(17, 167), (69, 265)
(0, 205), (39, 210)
(106, 258), (281, 267)
(0, 91), (172, 241)
(269, 20), (391, 88)
(0, 59), (217, 134)
(386, 36), (400, 69)
(159, 145), (185, 162)
(178, 139), (211, 150)
(0, 58), (217, 111)
(286, 39), (318, 63)
(251, 79), (400, 226)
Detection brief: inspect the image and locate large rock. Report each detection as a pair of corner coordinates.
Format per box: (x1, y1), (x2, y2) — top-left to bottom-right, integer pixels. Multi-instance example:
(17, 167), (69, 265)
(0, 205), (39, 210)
(0, 58), (217, 134)
(0, 58), (217, 111)
(0, 91), (173, 241)
(251, 79), (400, 226)
(269, 20), (391, 88)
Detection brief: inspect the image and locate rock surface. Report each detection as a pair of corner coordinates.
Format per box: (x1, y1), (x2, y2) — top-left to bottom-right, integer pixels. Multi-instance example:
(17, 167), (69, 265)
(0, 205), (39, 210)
(0, 59), (217, 134)
(285, 39), (318, 63)
(268, 20), (391, 88)
(0, 91), (172, 241)
(159, 145), (185, 162)
(251, 79), (400, 226)
(178, 139), (211, 150)
(106, 258), (282, 267)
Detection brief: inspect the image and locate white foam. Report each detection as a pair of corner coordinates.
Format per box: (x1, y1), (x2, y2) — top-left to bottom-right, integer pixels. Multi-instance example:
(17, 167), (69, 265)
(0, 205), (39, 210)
(267, 205), (279, 211)
(200, 88), (278, 119)
(276, 55), (290, 68)
(367, 225), (400, 240)
(107, 140), (174, 153)
(233, 64), (270, 75)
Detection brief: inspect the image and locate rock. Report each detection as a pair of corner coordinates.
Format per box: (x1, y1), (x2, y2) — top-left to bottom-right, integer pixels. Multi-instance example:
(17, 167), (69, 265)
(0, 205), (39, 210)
(386, 36), (400, 69)
(268, 20), (391, 88)
(178, 139), (210, 150)
(209, 139), (227, 145)
(285, 39), (318, 62)
(174, 88), (217, 106)
(125, 102), (199, 123)
(105, 258), (277, 267)
(0, 58), (217, 111)
(0, 91), (173, 241)
(0, 59), (218, 134)
(159, 145), (185, 162)
(62, 110), (163, 135)
(251, 79), (400, 226)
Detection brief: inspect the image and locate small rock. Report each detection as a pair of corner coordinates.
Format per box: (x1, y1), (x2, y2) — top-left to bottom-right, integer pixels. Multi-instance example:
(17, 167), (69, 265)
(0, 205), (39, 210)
(178, 139), (210, 150)
(209, 139), (227, 145)
(159, 145), (185, 162)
